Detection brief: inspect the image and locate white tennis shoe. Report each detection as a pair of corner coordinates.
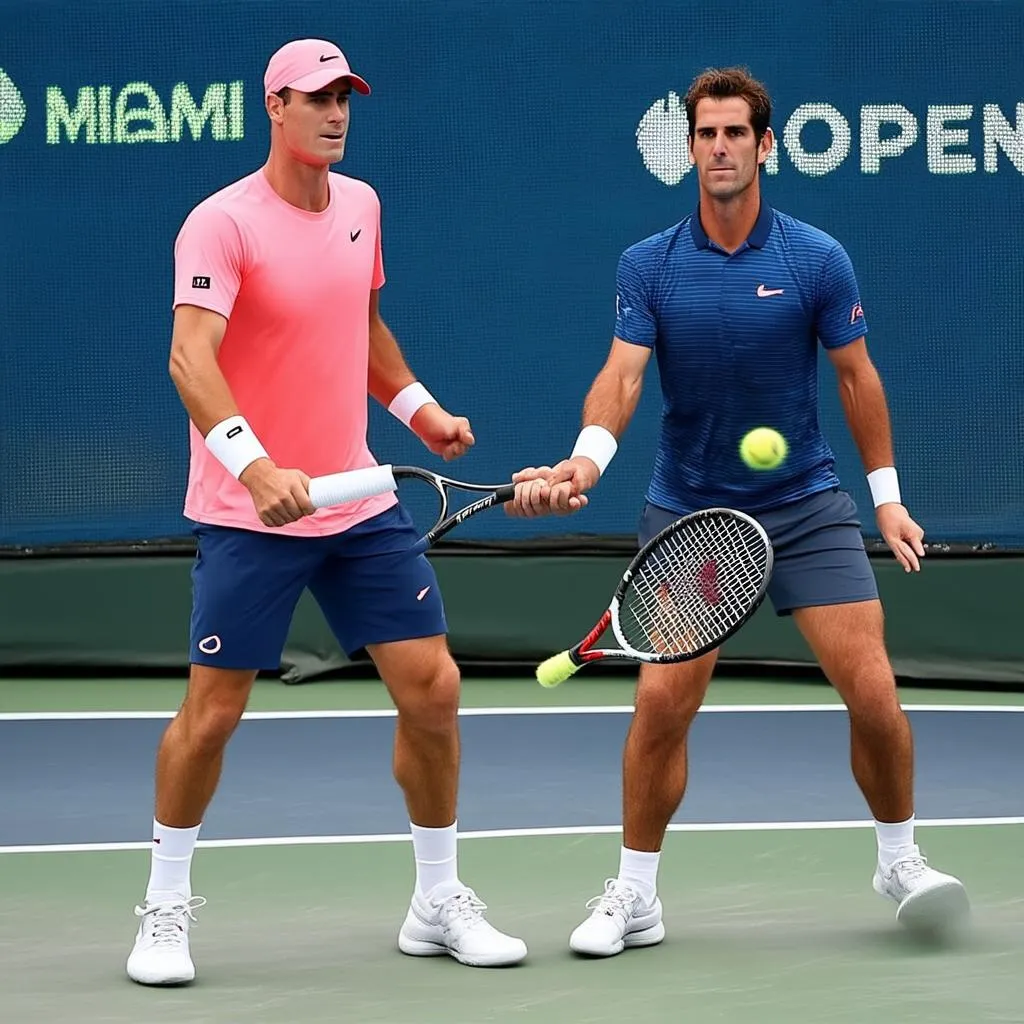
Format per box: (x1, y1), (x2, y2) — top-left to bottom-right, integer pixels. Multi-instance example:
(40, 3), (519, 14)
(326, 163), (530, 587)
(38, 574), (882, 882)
(569, 878), (665, 957)
(398, 885), (527, 967)
(126, 896), (206, 985)
(873, 848), (969, 932)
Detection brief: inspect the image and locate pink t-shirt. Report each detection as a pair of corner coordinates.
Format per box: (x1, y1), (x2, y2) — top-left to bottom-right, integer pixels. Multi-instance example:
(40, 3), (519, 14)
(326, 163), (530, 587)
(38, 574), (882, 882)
(173, 169), (397, 536)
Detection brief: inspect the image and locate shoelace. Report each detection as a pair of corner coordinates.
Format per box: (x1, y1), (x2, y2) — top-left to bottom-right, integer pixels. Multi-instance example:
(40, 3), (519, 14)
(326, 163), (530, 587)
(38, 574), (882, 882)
(133, 896), (207, 947)
(584, 879), (640, 919)
(889, 853), (930, 885)
(438, 891), (489, 930)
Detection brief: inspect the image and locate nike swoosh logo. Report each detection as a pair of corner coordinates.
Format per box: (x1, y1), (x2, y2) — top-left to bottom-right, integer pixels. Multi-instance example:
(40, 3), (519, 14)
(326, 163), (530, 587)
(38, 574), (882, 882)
(416, 587), (431, 602)
(756, 285), (784, 297)
(320, 55), (340, 62)
(350, 229), (361, 242)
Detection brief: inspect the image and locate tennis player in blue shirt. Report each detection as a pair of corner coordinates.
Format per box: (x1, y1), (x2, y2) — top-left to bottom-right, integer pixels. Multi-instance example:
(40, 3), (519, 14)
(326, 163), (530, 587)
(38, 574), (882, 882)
(512, 67), (968, 956)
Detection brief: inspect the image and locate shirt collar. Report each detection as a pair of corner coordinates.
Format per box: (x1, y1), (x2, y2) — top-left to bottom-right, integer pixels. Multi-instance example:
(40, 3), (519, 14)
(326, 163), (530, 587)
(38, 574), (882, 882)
(689, 201), (774, 251)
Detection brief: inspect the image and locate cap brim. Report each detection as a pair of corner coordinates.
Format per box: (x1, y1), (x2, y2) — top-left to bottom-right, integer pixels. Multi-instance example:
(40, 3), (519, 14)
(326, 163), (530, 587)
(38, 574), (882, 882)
(282, 68), (371, 95)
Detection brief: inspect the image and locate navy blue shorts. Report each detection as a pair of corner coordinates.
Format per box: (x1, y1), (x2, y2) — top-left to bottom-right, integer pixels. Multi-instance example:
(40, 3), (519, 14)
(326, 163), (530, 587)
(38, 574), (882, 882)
(189, 506), (447, 670)
(638, 488), (879, 617)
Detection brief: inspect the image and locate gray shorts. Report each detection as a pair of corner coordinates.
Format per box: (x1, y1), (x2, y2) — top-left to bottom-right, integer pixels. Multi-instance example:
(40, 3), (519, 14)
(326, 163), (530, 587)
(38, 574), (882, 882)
(638, 488), (879, 617)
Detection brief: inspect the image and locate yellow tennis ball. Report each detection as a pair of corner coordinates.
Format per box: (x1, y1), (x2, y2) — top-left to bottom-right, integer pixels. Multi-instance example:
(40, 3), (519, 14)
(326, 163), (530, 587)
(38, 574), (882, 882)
(740, 427), (788, 470)
(536, 651), (577, 688)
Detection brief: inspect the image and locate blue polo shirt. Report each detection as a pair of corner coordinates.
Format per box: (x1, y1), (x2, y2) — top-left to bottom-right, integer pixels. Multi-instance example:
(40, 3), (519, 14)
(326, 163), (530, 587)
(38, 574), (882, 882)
(614, 203), (868, 514)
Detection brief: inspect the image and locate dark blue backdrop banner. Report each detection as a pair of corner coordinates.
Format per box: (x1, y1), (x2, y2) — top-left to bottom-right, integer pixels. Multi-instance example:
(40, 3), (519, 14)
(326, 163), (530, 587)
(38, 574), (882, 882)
(2, 0), (1022, 546)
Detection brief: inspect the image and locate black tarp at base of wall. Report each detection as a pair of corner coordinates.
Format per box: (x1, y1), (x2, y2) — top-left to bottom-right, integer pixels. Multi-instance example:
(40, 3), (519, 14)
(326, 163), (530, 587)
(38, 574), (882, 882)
(1, 552), (1020, 686)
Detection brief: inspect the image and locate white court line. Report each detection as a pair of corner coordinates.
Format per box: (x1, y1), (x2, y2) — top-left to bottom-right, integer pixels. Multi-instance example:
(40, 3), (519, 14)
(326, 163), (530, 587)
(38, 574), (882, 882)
(2, 817), (1022, 855)
(0, 703), (1022, 722)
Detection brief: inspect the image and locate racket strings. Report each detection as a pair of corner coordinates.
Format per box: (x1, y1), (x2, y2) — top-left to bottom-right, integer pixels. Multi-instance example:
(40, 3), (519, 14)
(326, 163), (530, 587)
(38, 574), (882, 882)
(619, 515), (770, 656)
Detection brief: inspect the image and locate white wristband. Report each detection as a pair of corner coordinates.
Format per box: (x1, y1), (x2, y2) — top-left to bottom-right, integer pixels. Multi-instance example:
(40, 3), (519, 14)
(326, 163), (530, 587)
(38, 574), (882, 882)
(204, 415), (269, 479)
(867, 466), (902, 507)
(571, 424), (618, 476)
(388, 381), (437, 429)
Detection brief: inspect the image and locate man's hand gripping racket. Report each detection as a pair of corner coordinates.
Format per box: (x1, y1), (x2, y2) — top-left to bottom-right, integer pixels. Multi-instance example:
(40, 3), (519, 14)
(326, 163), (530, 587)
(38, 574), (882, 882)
(536, 508), (774, 687)
(308, 464), (515, 552)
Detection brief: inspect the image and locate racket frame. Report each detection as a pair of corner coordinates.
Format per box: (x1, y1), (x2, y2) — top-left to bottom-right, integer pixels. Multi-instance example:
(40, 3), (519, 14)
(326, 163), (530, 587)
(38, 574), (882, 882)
(400, 467), (515, 548)
(564, 507), (774, 670)
(307, 463), (515, 552)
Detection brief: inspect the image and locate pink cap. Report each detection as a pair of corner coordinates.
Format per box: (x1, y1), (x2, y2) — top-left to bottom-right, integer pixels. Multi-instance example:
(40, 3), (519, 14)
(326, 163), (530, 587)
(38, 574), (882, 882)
(264, 39), (371, 97)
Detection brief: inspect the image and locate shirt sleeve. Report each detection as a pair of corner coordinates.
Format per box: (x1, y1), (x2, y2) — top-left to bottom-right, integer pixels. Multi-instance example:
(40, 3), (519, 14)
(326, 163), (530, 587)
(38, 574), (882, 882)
(172, 204), (245, 318)
(815, 243), (868, 349)
(613, 251), (657, 347)
(372, 195), (385, 290)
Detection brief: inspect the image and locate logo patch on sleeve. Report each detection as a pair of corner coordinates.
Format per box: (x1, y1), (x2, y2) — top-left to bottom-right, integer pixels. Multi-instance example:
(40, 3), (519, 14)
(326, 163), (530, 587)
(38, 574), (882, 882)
(849, 301), (864, 324)
(192, 276), (211, 289)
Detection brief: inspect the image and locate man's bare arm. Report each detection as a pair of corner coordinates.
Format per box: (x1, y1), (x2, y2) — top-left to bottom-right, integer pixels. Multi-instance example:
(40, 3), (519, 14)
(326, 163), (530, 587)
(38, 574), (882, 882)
(579, 338), (653, 441)
(366, 290), (419, 408)
(168, 305), (237, 435)
(168, 304), (313, 526)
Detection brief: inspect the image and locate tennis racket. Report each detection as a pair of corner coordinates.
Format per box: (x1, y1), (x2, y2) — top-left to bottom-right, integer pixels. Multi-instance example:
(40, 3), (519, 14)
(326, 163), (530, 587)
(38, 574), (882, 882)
(536, 508), (773, 687)
(308, 464), (515, 554)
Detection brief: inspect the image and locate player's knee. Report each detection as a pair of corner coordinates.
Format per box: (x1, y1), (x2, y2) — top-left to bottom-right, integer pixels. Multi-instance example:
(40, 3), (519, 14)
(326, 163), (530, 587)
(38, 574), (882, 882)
(849, 693), (904, 731)
(841, 668), (903, 727)
(634, 677), (702, 739)
(394, 657), (461, 733)
(637, 658), (713, 725)
(179, 691), (247, 753)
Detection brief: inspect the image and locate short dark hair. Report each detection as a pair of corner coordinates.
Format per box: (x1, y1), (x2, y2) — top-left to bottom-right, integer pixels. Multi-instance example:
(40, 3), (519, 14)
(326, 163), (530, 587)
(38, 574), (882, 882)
(685, 67), (771, 142)
(275, 87), (292, 104)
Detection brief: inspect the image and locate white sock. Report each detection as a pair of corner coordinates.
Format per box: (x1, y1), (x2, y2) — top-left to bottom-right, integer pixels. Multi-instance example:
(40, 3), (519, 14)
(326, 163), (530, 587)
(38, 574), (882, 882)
(875, 815), (916, 869)
(618, 846), (660, 904)
(145, 820), (201, 902)
(411, 821), (459, 898)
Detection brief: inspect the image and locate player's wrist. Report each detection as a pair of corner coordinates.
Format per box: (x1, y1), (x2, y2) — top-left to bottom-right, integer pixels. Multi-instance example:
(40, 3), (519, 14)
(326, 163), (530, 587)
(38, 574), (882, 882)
(388, 381), (438, 430)
(205, 415), (270, 480)
(867, 466), (902, 508)
(238, 457), (275, 486)
(571, 424), (617, 476)
(571, 455), (602, 485)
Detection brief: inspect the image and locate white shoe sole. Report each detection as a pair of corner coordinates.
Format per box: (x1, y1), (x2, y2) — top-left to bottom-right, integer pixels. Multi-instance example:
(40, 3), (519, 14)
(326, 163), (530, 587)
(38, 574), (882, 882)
(895, 879), (970, 933)
(398, 932), (527, 967)
(570, 920), (666, 958)
(126, 961), (196, 986)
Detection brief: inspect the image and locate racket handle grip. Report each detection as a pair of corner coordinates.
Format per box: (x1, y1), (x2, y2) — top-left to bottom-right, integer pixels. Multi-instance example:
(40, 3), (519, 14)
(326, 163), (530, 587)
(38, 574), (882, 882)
(536, 650), (581, 688)
(308, 465), (398, 509)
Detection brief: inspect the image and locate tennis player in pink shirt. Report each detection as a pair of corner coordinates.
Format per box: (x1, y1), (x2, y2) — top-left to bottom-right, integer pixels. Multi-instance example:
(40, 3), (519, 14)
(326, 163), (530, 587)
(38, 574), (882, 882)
(126, 38), (527, 986)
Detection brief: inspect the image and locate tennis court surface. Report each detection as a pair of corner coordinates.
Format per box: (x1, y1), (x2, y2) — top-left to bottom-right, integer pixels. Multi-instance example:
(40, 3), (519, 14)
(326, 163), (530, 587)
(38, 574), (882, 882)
(2, 675), (1021, 1024)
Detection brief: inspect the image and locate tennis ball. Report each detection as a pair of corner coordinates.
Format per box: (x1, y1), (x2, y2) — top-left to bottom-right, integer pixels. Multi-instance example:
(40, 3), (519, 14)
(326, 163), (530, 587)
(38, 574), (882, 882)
(536, 650), (577, 688)
(740, 427), (788, 470)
